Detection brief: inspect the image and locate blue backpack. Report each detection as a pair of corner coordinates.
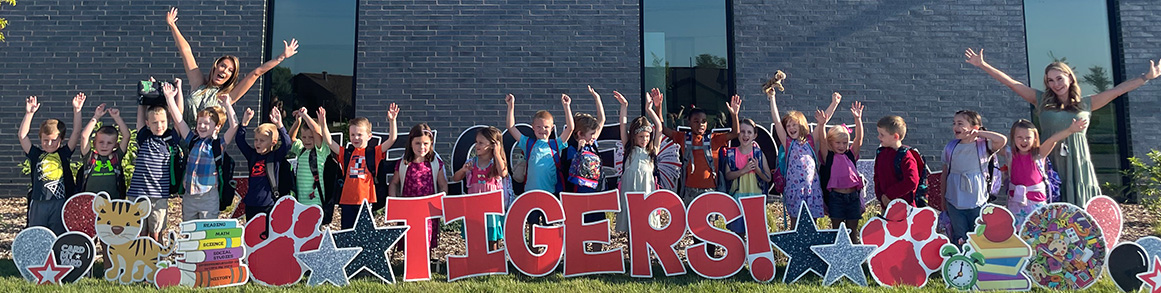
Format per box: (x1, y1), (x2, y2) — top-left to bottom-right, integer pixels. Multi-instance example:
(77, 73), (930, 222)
(717, 142), (770, 194)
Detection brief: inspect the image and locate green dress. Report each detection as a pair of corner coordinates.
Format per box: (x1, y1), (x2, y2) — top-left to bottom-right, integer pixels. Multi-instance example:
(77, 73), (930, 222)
(1035, 90), (1100, 206)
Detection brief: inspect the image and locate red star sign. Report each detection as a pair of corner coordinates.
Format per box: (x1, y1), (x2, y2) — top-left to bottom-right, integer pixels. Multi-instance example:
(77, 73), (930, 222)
(1140, 256), (1161, 293)
(27, 251), (73, 285)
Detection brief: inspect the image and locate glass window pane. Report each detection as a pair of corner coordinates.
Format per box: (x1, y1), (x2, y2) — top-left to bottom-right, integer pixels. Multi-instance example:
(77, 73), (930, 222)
(643, 0), (732, 129)
(266, 0), (357, 123)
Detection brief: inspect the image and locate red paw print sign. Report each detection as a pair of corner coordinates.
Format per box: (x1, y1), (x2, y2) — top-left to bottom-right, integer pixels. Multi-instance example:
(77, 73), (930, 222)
(243, 197), (324, 286)
(860, 199), (950, 287)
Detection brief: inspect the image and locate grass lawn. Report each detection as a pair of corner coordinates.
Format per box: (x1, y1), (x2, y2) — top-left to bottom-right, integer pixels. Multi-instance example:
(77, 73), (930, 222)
(0, 258), (1128, 292)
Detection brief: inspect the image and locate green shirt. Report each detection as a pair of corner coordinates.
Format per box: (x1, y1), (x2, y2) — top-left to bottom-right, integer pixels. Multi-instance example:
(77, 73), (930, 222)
(289, 139), (331, 206)
(83, 151), (125, 200)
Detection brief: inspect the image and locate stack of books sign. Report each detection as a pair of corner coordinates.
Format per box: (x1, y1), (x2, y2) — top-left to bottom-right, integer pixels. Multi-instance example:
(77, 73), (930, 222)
(967, 233), (1032, 290)
(173, 220), (248, 287)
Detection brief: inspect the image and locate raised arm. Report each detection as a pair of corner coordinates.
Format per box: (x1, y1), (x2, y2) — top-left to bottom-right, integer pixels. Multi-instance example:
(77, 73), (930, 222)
(813, 110), (830, 157)
(613, 91), (629, 145)
(220, 94), (239, 146)
(108, 108), (131, 151)
(505, 94), (520, 140)
(823, 92), (841, 122)
(850, 101), (865, 155)
(269, 109), (292, 155)
(650, 88), (680, 139)
(318, 107), (341, 154)
(298, 108), (325, 147)
(645, 96), (664, 149)
(18, 96), (39, 154)
(1091, 58), (1161, 110)
(973, 129), (1008, 156)
(235, 108), (256, 154)
(288, 108), (304, 143)
(588, 85), (607, 138)
(1040, 118), (1088, 159)
(557, 94), (575, 143)
(965, 48), (1037, 104)
(78, 103), (108, 153)
(723, 94), (741, 140)
(227, 39), (299, 104)
(166, 8), (204, 91)
(379, 103), (399, 157)
(768, 92), (789, 144)
(162, 80), (191, 136)
(67, 92), (87, 150)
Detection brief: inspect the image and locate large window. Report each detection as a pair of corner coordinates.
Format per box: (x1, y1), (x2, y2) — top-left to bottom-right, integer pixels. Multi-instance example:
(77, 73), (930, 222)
(264, 0), (357, 124)
(642, 0), (734, 129)
(1024, 0), (1125, 187)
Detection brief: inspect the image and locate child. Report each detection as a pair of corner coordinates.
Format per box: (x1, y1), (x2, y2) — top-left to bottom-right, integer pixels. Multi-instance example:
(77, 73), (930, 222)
(561, 86), (608, 250)
(451, 126), (509, 250)
(1004, 119), (1087, 223)
(163, 80), (237, 220)
(287, 108), (330, 208)
(873, 116), (920, 210)
(651, 88), (741, 204)
(129, 88), (184, 240)
(389, 123), (449, 250)
(613, 91), (663, 232)
(76, 102), (131, 200)
(505, 93), (573, 229)
(234, 106), (291, 220)
(720, 118), (772, 237)
(19, 94), (85, 235)
(815, 98), (866, 240)
(940, 110), (1007, 244)
(322, 105), (399, 229)
(770, 91), (836, 226)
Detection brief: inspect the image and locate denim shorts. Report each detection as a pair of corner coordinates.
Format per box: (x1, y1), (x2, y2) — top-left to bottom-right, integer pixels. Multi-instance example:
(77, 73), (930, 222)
(826, 190), (862, 221)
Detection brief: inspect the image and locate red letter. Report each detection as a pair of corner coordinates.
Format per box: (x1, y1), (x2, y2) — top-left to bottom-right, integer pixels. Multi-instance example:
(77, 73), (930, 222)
(443, 190), (506, 281)
(684, 192), (745, 279)
(503, 190), (564, 277)
(740, 195), (776, 282)
(384, 193), (444, 282)
(561, 189), (624, 277)
(627, 189), (687, 277)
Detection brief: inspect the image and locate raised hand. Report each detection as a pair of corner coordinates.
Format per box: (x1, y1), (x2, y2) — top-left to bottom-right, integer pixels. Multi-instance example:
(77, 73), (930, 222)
(613, 91), (627, 107)
(561, 94), (572, 107)
(161, 82), (177, 99)
(108, 107), (121, 118)
(645, 92), (655, 110)
(1145, 59), (1161, 81)
(317, 107), (327, 120)
(965, 48), (985, 67)
(1069, 118), (1089, 133)
(727, 95), (741, 114)
(26, 96), (40, 114)
(218, 93), (231, 104)
(649, 88), (663, 106)
(280, 39), (299, 60)
(850, 101), (864, 119)
(93, 103), (108, 119)
(242, 108), (255, 125)
(270, 107), (284, 126)
(166, 7), (179, 27)
(505, 94), (515, 109)
(72, 92), (87, 113)
(293, 107), (307, 119)
(386, 103), (400, 122)
(831, 92), (842, 105)
(588, 85), (600, 99)
(814, 109), (827, 123)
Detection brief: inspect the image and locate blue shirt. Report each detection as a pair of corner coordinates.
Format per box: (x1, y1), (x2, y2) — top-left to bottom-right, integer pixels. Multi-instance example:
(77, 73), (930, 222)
(515, 134), (566, 193)
(236, 125), (291, 207)
(183, 131), (218, 195)
(128, 128), (181, 199)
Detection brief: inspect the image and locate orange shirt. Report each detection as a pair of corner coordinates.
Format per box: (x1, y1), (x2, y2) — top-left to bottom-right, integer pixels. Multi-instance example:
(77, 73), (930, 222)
(668, 132), (730, 189)
(337, 145), (384, 205)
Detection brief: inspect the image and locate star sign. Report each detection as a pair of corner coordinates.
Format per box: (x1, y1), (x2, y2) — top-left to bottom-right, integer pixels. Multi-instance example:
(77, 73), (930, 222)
(1140, 256), (1161, 293)
(296, 228), (363, 286)
(769, 202), (839, 284)
(810, 223), (875, 286)
(332, 201), (408, 283)
(27, 251), (72, 285)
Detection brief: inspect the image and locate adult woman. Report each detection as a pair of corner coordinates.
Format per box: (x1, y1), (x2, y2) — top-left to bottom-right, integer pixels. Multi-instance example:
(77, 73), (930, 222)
(965, 48), (1161, 205)
(166, 7), (300, 126)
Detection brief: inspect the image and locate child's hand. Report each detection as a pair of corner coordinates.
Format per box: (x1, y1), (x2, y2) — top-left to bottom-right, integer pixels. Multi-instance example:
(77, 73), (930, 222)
(217, 93), (231, 104)
(461, 162), (472, 173)
(270, 107), (284, 126)
(386, 103), (399, 122)
(727, 95), (741, 114)
(831, 92), (842, 105)
(173, 78), (183, 91)
(162, 82), (177, 99)
(25, 96), (40, 114)
(317, 107), (327, 120)
(613, 91), (627, 107)
(72, 92), (87, 113)
(94, 103), (108, 119)
(965, 48), (985, 67)
(1069, 118), (1089, 133)
(588, 85), (600, 100)
(242, 108), (255, 125)
(280, 39), (299, 60)
(745, 159), (757, 172)
(166, 7), (179, 27)
(850, 101), (864, 119)
(649, 88), (663, 106)
(645, 93), (654, 110)
(561, 94), (572, 107)
(814, 109), (827, 123)
(293, 107), (306, 119)
(505, 94), (515, 109)
(108, 108), (121, 118)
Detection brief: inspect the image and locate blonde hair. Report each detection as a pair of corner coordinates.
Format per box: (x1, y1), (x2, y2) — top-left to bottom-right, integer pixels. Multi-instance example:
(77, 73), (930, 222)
(1041, 62), (1084, 112)
(349, 117), (372, 134)
(877, 115), (907, 138)
(533, 110), (554, 122)
(38, 119), (65, 136)
(147, 106), (167, 117)
(1010, 119), (1042, 155)
(781, 111), (808, 140)
(255, 123), (279, 144)
(197, 106), (226, 126)
(826, 125), (850, 144)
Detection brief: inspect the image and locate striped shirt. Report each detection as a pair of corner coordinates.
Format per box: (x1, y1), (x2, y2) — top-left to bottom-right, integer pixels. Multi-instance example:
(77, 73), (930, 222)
(128, 128), (180, 199)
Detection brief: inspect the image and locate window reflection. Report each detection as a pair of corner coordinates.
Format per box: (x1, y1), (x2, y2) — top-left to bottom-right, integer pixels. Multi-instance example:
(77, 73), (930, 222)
(643, 0), (732, 129)
(265, 0), (357, 124)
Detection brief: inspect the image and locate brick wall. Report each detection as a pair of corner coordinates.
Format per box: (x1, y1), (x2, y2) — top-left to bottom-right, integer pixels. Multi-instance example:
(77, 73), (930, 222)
(1119, 0), (1161, 159)
(0, 1), (267, 196)
(732, 0), (1030, 167)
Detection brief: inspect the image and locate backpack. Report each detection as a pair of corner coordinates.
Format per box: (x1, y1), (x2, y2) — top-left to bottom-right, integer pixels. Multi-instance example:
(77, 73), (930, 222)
(77, 149), (127, 198)
(681, 132), (715, 187)
(999, 147), (1062, 204)
(774, 136), (816, 194)
(512, 136), (563, 192)
(878, 145), (930, 208)
(942, 138), (1002, 202)
(269, 157), (296, 199)
(339, 145), (389, 211)
(167, 141), (187, 197)
(717, 142), (769, 194)
(567, 143), (603, 189)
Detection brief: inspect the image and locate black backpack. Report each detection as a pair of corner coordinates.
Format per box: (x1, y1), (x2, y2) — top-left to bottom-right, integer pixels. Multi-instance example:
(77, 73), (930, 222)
(339, 145), (388, 211)
(877, 145), (930, 208)
(310, 148), (341, 224)
(167, 137), (187, 197)
(76, 149), (127, 198)
(270, 157), (296, 199)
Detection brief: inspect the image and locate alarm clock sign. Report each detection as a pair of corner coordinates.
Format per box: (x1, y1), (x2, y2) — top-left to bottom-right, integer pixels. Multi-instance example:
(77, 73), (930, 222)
(941, 244), (985, 290)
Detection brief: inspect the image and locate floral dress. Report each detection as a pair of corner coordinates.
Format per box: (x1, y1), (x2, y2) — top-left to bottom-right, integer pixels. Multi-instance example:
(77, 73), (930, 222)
(466, 158), (505, 241)
(401, 159), (444, 249)
(784, 139), (824, 219)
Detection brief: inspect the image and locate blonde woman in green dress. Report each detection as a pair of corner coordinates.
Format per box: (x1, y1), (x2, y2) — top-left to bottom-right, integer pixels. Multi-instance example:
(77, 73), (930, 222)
(965, 48), (1161, 206)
